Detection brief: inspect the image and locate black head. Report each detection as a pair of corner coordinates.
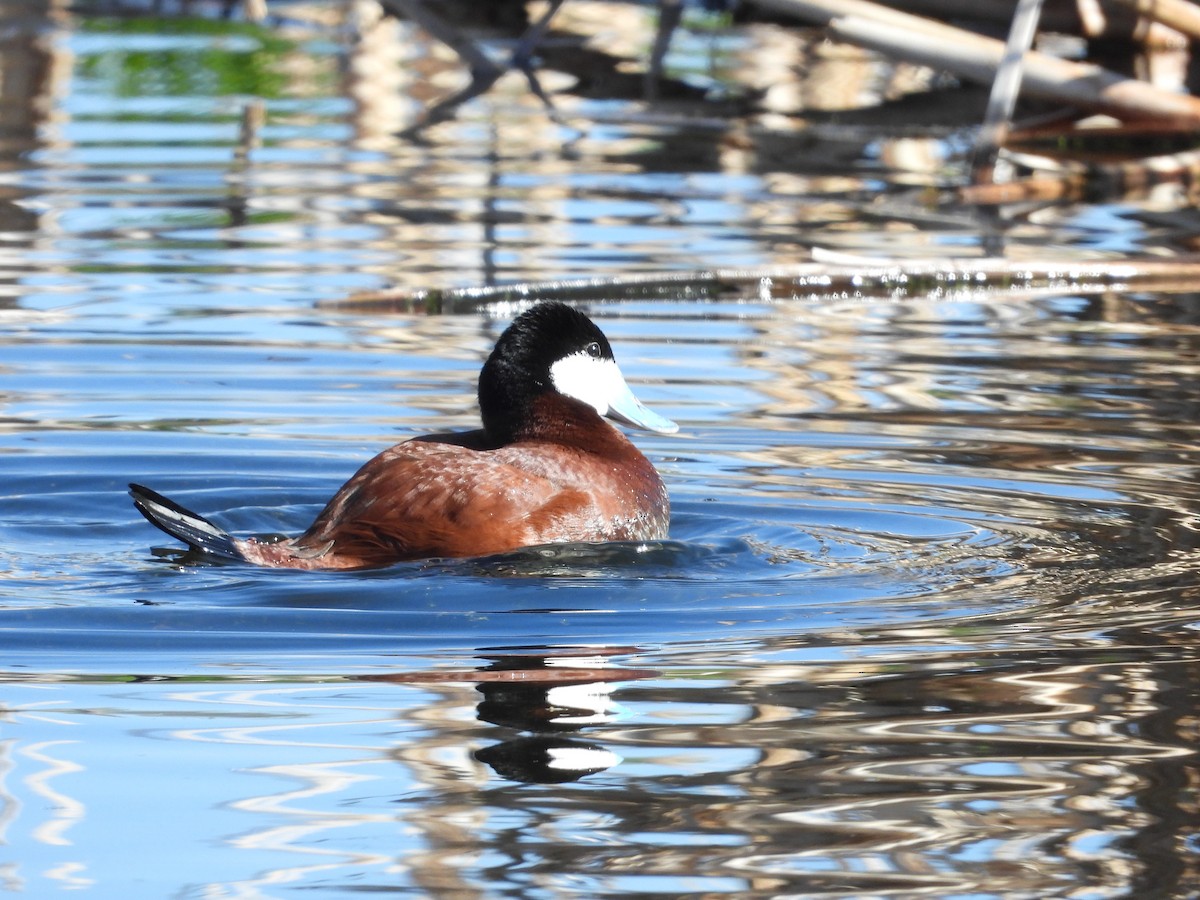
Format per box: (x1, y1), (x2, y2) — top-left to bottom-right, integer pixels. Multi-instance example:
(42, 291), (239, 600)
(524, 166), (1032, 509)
(477, 302), (676, 441)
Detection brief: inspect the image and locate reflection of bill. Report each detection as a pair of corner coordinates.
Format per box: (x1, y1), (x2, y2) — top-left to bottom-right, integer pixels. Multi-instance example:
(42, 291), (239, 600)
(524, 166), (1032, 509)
(476, 736), (619, 784)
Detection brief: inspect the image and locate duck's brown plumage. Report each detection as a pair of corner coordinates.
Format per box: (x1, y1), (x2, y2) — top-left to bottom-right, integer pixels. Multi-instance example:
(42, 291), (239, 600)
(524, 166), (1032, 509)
(131, 302), (675, 570)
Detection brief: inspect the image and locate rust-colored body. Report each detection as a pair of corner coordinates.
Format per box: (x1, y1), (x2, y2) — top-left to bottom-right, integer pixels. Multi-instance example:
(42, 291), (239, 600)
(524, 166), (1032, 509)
(131, 302), (675, 570)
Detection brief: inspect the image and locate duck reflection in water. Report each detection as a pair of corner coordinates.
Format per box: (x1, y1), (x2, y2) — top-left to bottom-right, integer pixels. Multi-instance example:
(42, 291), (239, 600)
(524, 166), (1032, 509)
(130, 302), (677, 569)
(366, 651), (655, 784)
(472, 653), (636, 784)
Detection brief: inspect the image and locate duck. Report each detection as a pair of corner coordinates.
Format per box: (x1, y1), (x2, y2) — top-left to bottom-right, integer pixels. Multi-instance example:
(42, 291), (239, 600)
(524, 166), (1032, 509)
(130, 301), (677, 570)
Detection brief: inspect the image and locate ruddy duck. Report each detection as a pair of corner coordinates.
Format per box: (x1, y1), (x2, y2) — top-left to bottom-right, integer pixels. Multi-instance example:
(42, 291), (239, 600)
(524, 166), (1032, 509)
(130, 302), (677, 569)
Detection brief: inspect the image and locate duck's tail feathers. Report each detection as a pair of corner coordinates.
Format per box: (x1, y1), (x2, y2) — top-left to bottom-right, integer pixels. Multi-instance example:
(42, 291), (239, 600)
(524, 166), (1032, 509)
(129, 483), (245, 561)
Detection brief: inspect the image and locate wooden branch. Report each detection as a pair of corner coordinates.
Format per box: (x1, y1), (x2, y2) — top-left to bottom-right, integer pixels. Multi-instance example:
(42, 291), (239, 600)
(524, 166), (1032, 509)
(321, 256), (1200, 313)
(747, 0), (1200, 123)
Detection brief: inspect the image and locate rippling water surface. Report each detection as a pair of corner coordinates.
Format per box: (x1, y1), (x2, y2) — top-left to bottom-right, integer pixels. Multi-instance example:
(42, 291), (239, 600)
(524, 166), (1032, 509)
(4, 2), (1200, 897)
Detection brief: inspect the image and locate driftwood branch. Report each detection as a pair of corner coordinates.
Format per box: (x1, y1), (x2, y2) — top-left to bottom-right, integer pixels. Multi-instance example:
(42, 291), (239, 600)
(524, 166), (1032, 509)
(747, 0), (1200, 124)
(321, 256), (1200, 314)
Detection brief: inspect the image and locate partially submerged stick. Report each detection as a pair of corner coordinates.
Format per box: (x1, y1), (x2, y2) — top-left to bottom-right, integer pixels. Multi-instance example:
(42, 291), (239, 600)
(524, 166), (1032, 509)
(321, 256), (1200, 313)
(969, 0), (1045, 184)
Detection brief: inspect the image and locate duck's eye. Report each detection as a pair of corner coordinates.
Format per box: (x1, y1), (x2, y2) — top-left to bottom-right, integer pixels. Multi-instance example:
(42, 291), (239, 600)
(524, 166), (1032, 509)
(585, 342), (602, 358)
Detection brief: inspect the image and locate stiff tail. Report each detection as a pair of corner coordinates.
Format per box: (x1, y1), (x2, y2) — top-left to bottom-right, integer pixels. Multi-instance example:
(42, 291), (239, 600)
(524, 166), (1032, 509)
(129, 483), (245, 561)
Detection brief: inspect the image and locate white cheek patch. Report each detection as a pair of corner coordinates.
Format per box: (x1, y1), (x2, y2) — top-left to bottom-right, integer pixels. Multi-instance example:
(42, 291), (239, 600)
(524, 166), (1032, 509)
(550, 349), (678, 434)
(550, 352), (624, 417)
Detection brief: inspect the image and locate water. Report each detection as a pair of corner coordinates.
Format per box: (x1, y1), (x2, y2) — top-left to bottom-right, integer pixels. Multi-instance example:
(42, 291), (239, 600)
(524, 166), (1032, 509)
(4, 2), (1200, 896)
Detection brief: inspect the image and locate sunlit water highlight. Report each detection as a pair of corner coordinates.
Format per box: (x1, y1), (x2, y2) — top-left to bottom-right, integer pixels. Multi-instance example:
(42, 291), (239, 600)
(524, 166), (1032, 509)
(3, 4), (1200, 898)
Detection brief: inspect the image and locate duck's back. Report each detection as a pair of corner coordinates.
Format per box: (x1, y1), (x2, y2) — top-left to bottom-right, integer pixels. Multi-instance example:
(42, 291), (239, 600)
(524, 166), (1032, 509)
(277, 426), (668, 568)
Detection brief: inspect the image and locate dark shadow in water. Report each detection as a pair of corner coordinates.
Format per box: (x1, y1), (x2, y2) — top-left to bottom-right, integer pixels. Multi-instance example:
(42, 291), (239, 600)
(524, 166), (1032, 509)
(472, 651), (630, 784)
(423, 538), (741, 579)
(143, 533), (791, 583)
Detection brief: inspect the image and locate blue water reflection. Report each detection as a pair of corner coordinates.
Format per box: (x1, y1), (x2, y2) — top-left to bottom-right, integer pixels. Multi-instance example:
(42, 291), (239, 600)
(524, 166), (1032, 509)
(3, 2), (1200, 897)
